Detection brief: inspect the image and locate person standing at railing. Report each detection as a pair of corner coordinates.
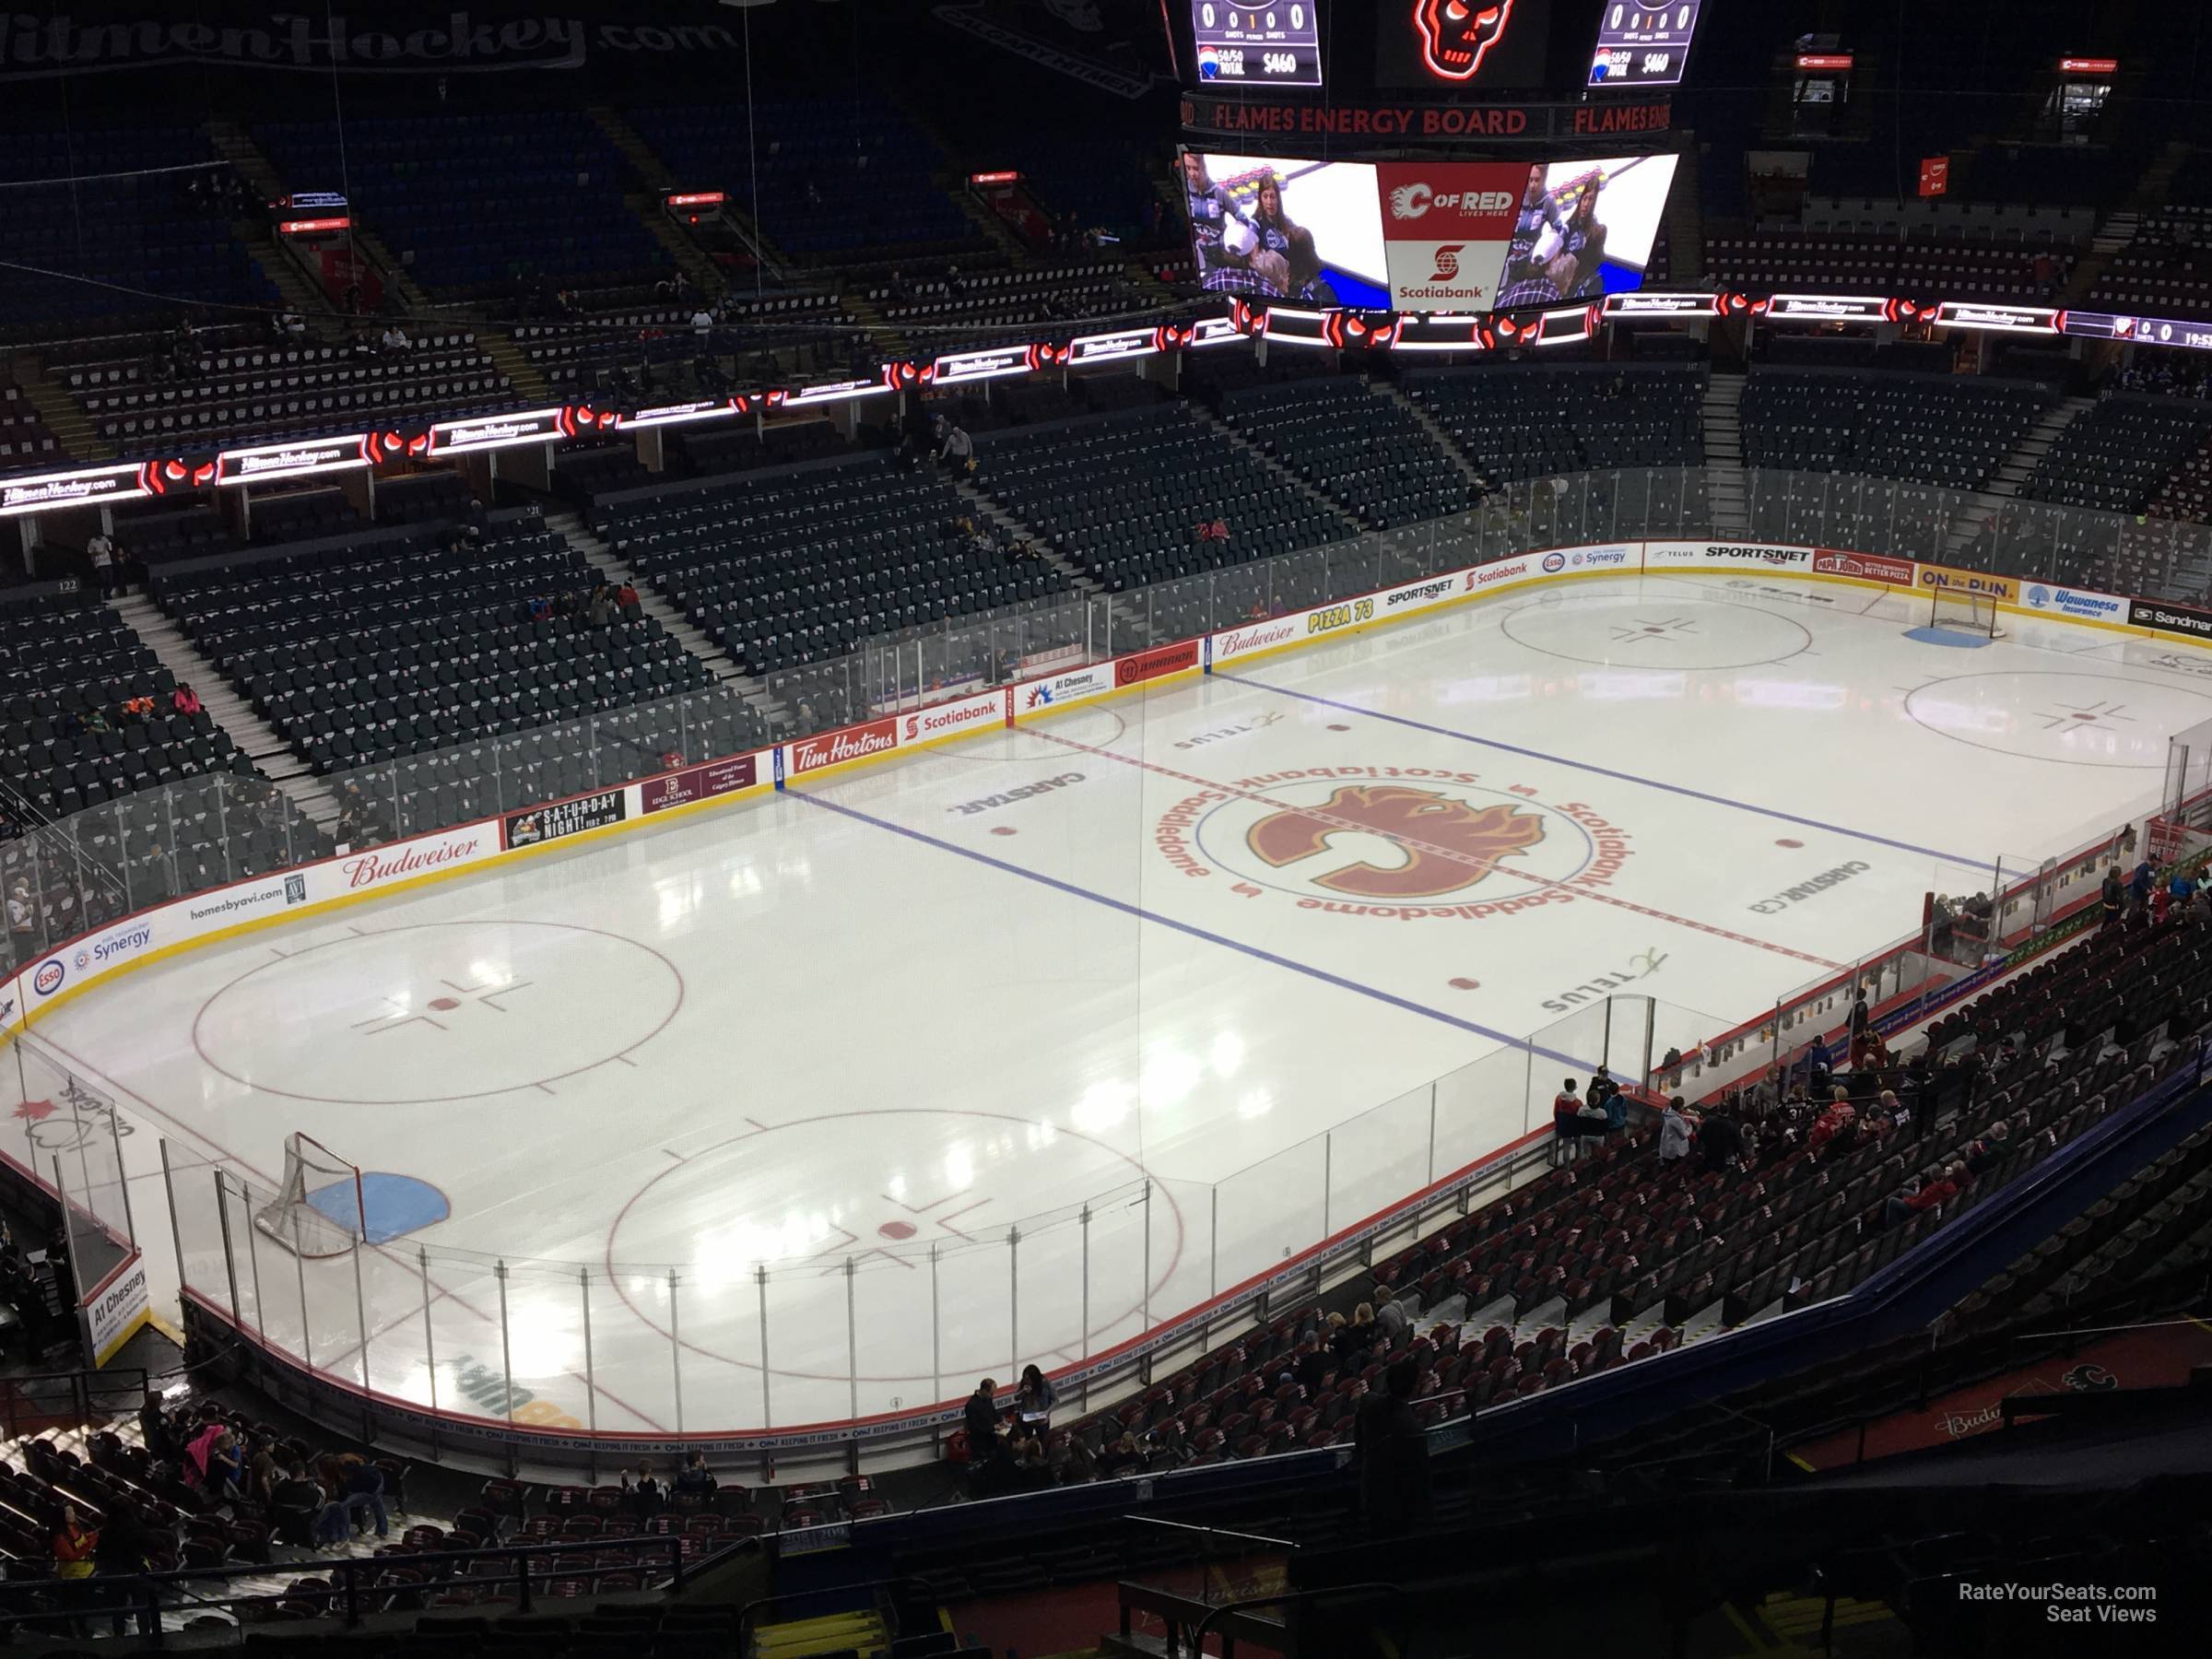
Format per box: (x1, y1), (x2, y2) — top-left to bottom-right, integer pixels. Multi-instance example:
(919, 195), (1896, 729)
(1352, 1358), (1430, 1537)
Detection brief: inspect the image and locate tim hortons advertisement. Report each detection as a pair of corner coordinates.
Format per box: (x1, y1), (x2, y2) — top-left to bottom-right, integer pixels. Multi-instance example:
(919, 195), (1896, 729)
(1815, 548), (1916, 586)
(788, 715), (900, 777)
(2130, 596), (2212, 641)
(900, 689), (1007, 746)
(504, 787), (626, 850)
(1645, 541), (1815, 571)
(638, 753), (759, 815)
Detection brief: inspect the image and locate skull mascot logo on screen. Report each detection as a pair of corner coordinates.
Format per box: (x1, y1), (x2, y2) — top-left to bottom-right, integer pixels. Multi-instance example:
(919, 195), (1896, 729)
(1412, 0), (1516, 81)
(1246, 785), (1546, 899)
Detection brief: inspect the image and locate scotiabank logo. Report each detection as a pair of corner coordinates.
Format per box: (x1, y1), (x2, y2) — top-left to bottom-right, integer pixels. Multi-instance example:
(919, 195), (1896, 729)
(1469, 558), (1530, 586)
(903, 698), (999, 741)
(343, 835), (483, 890)
(1429, 243), (1467, 279)
(791, 717), (899, 774)
(1116, 641), (1199, 686)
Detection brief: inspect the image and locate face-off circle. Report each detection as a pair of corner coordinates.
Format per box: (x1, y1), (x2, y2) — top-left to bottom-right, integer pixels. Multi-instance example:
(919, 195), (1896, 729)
(1903, 671), (2212, 768)
(1157, 765), (1630, 920)
(606, 1108), (1183, 1383)
(194, 921), (682, 1104)
(1501, 594), (1814, 670)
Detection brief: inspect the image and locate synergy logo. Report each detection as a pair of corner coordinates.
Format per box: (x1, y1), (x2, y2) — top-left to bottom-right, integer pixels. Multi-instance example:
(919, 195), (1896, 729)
(1413, 0), (1517, 82)
(80, 923), (153, 968)
(32, 959), (64, 997)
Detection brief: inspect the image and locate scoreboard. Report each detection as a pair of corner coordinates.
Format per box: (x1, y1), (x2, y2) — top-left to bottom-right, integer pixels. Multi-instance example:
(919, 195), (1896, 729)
(1588, 1), (1703, 88)
(1190, 2), (1324, 89)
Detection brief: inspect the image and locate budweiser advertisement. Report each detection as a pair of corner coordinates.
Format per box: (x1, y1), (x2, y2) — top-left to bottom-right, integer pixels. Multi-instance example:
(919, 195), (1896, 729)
(1375, 161), (1530, 312)
(787, 716), (900, 778)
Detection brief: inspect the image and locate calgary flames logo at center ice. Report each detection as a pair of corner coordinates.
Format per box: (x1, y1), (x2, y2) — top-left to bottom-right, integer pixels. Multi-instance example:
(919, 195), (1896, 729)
(1413, 0), (1516, 82)
(1246, 784), (1546, 898)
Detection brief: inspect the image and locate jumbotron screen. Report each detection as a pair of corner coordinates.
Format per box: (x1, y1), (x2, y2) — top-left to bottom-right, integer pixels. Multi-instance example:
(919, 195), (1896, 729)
(1587, 2), (1703, 88)
(1189, 2), (1324, 88)
(1181, 149), (1677, 312)
(1495, 154), (1678, 306)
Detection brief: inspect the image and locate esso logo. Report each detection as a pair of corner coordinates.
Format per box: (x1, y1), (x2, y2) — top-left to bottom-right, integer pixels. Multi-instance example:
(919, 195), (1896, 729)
(32, 959), (64, 996)
(1542, 552), (1567, 572)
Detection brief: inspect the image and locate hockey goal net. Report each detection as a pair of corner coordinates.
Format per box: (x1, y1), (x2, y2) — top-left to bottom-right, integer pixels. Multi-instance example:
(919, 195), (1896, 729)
(1930, 587), (2004, 639)
(252, 1134), (366, 1259)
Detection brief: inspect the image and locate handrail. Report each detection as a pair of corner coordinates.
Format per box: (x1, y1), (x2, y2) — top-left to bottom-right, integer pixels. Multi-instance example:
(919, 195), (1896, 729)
(735, 1574), (932, 1651)
(1191, 1583), (1405, 1653)
(1123, 1514), (1299, 1551)
(0, 1532), (716, 1639)
(0, 1366), (147, 1444)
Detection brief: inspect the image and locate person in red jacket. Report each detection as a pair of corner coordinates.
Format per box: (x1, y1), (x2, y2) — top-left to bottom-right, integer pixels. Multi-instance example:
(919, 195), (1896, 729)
(1551, 1078), (1583, 1166)
(1884, 1161), (1967, 1228)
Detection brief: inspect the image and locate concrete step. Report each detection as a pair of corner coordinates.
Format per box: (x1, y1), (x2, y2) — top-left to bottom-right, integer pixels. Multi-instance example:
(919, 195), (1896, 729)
(541, 509), (760, 699)
(1374, 378), (1487, 488)
(111, 594), (335, 818)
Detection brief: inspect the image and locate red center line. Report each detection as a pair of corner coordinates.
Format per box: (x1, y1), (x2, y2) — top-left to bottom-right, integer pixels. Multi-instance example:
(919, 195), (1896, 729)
(1025, 727), (1847, 971)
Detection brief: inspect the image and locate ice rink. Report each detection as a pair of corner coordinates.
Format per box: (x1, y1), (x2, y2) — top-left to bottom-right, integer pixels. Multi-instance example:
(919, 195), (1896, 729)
(24, 571), (2212, 1436)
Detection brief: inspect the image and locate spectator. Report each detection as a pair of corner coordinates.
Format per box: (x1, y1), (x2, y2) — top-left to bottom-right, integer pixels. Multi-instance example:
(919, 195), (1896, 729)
(52, 1504), (98, 1580)
(1585, 1064), (1616, 1121)
(120, 693), (157, 723)
(622, 1463), (664, 1517)
(1884, 1161), (1967, 1228)
(673, 1451), (717, 1498)
(1371, 1282), (1410, 1345)
(2170, 865), (2198, 910)
(1353, 1358), (1431, 1536)
(527, 594), (552, 623)
(1965, 1121), (2010, 1176)
(171, 683), (203, 717)
(1099, 1431), (1145, 1478)
(269, 1462), (325, 1547)
(247, 1434), (278, 1504)
(321, 1453), (390, 1539)
(1657, 1097), (1693, 1163)
(184, 1425), (243, 1500)
(1699, 1108), (1743, 1173)
(1551, 1077), (1583, 1166)
(1014, 1363), (1056, 1434)
(2129, 856), (2156, 921)
(137, 1387), (177, 1463)
(615, 580), (639, 610)
(1848, 987), (1871, 1042)
(1336, 1303), (1379, 1368)
(379, 323), (411, 354)
(1293, 1336), (1333, 1396)
(85, 528), (119, 597)
(962, 1377), (1001, 1452)
(2152, 883), (2173, 928)
(587, 586), (617, 628)
(934, 419), (975, 476)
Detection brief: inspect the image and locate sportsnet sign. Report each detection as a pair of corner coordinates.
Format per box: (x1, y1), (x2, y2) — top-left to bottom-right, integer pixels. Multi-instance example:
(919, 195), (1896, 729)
(1645, 541), (1814, 571)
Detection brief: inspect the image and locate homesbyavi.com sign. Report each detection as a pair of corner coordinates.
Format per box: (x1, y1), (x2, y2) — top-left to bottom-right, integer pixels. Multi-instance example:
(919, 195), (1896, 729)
(0, 11), (757, 79)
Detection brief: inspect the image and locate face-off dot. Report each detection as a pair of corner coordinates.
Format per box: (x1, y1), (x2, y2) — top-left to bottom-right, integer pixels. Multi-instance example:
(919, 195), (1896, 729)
(877, 1219), (918, 1241)
(990, 826), (1018, 836)
(1775, 839), (1804, 849)
(428, 996), (461, 1011)
(1449, 977), (1481, 990)
(1328, 723), (1351, 732)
